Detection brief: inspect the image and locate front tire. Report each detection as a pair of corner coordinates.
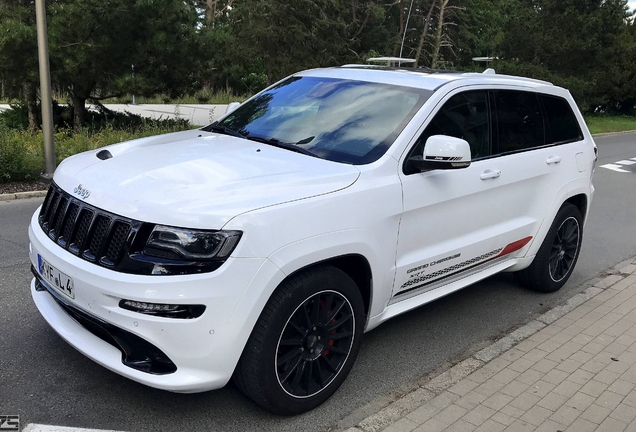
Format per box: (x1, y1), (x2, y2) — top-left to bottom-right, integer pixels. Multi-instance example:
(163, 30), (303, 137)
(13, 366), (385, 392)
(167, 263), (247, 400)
(517, 203), (583, 293)
(234, 265), (365, 414)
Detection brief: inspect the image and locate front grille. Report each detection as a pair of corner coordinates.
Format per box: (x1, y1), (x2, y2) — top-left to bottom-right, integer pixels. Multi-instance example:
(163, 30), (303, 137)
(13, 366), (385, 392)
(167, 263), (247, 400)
(38, 182), (227, 276)
(39, 183), (137, 270)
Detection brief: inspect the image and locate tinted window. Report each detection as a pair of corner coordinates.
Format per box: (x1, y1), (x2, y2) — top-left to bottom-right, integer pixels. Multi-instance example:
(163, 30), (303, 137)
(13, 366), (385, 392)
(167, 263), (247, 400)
(405, 91), (490, 174)
(495, 91), (544, 153)
(541, 95), (583, 144)
(216, 77), (431, 165)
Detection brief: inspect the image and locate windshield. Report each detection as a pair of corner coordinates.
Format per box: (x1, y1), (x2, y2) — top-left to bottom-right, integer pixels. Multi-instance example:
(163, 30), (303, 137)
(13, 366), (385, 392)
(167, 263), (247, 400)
(213, 76), (432, 164)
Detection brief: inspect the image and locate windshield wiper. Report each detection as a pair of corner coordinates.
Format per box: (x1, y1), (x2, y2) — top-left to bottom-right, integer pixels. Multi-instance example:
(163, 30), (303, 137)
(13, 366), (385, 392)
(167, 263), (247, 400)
(201, 123), (246, 139)
(246, 134), (318, 157)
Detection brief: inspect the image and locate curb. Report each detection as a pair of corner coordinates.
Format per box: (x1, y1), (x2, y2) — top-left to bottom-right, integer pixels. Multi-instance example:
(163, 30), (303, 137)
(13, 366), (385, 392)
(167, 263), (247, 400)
(0, 190), (48, 202)
(591, 130), (636, 138)
(340, 256), (636, 432)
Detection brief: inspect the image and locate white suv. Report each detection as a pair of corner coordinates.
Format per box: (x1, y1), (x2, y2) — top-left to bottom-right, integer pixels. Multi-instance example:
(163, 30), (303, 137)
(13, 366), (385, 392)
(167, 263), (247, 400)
(29, 66), (597, 414)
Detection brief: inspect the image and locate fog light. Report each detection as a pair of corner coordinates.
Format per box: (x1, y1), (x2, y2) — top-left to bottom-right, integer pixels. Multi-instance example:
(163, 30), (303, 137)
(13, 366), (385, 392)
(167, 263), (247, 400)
(119, 299), (205, 319)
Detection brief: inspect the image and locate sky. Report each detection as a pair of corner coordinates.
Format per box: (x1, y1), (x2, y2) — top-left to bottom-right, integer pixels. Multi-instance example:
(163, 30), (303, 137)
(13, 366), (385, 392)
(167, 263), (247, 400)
(630, 2), (636, 12)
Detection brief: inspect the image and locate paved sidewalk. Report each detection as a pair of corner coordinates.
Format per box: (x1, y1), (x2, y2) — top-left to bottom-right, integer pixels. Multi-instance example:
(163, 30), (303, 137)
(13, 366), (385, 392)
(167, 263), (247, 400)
(346, 258), (636, 432)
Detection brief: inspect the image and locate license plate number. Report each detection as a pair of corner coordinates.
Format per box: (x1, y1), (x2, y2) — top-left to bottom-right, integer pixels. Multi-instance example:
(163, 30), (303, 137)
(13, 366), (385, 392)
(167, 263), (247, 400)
(38, 255), (74, 299)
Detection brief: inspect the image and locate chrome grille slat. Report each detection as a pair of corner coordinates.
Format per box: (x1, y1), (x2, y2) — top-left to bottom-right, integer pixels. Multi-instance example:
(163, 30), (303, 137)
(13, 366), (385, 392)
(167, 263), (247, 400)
(38, 183), (135, 268)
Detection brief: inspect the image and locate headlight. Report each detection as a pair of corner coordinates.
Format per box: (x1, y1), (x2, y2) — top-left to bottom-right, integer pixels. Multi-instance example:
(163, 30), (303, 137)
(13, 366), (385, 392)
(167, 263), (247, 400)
(143, 225), (242, 261)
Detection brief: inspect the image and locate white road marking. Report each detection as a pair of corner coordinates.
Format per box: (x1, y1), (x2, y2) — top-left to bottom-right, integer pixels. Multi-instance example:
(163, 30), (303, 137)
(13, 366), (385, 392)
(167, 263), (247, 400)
(616, 160), (636, 165)
(600, 163), (630, 173)
(23, 425), (127, 432)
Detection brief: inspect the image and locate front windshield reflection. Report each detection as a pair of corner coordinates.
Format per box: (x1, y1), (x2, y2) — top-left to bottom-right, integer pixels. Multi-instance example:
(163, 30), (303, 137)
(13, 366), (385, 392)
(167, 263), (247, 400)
(218, 76), (432, 164)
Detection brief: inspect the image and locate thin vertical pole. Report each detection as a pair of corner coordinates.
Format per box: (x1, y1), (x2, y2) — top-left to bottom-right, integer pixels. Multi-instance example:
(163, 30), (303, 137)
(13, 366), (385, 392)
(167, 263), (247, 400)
(399, 0), (415, 67)
(35, 0), (56, 178)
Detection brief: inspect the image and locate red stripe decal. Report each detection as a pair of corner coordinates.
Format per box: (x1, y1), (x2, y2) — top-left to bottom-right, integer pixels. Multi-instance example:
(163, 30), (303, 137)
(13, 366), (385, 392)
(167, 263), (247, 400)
(497, 236), (533, 258)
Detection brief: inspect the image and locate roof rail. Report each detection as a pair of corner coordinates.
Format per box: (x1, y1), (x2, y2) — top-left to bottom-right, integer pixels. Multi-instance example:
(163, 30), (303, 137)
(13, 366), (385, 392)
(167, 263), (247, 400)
(367, 57), (416, 67)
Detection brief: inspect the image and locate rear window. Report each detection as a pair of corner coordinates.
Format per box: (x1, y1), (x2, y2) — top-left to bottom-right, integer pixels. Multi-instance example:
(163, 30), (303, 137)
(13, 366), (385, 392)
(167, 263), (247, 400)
(540, 95), (583, 144)
(494, 91), (544, 153)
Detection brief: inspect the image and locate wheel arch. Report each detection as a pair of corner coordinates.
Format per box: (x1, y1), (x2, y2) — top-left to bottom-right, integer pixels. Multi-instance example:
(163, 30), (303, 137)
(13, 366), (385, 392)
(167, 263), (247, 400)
(233, 256), (371, 413)
(564, 193), (588, 223)
(508, 189), (589, 273)
(280, 254), (372, 318)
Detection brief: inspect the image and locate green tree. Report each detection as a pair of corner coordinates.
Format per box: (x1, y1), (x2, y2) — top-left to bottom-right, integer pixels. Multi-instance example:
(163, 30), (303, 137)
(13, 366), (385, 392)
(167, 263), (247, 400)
(47, 0), (201, 130)
(495, 0), (636, 112)
(0, 0), (40, 131)
(453, 0), (510, 68)
(225, 0), (395, 85)
(229, 0), (348, 84)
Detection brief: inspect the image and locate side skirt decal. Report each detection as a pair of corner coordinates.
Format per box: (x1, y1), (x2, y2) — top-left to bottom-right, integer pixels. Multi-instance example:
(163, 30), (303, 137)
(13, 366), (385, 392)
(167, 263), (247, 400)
(395, 236), (533, 298)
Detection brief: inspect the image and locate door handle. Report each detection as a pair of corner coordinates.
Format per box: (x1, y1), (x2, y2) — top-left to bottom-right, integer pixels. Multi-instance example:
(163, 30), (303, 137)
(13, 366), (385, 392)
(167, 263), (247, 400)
(480, 169), (501, 180)
(546, 156), (562, 165)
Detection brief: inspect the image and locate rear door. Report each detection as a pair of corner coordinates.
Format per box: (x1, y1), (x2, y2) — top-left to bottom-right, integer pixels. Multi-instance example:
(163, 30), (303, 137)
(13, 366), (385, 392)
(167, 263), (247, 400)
(488, 90), (584, 258)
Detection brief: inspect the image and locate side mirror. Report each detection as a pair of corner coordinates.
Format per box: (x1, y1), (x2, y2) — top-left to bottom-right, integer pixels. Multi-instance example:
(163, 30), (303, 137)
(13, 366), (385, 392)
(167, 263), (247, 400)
(225, 102), (241, 114)
(409, 135), (472, 171)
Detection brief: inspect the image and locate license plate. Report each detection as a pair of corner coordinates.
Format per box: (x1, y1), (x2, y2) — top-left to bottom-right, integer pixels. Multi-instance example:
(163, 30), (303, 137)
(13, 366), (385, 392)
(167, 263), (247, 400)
(38, 254), (74, 299)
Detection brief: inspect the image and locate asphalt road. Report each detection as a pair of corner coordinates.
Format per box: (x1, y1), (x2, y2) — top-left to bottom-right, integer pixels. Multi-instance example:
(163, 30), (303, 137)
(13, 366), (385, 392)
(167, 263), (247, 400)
(1, 132), (636, 432)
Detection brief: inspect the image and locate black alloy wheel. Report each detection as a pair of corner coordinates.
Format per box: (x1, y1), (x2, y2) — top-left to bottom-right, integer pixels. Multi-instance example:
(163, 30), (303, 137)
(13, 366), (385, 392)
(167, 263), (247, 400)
(276, 290), (355, 398)
(549, 216), (580, 282)
(515, 203), (583, 293)
(234, 265), (365, 414)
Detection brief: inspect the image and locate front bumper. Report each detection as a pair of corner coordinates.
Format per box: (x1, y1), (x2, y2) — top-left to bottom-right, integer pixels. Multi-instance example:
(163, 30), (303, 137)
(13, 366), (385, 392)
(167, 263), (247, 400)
(29, 210), (284, 392)
(33, 270), (177, 374)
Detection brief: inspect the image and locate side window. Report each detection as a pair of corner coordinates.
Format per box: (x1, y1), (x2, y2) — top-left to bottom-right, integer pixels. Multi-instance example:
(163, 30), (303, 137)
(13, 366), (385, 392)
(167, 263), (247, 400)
(405, 91), (490, 174)
(494, 91), (544, 153)
(540, 95), (583, 144)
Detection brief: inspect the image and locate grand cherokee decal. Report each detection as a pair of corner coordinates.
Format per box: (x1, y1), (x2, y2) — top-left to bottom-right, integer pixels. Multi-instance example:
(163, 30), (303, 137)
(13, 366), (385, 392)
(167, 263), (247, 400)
(400, 236), (533, 292)
(402, 248), (502, 290)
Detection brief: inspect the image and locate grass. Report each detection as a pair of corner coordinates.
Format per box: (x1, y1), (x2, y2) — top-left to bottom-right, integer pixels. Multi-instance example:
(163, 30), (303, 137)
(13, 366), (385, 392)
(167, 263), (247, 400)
(2, 107), (634, 183)
(0, 122), (194, 183)
(584, 115), (636, 135)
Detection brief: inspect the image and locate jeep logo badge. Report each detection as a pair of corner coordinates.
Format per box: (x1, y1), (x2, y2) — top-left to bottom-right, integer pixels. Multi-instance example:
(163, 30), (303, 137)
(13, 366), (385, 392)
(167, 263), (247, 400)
(73, 184), (91, 199)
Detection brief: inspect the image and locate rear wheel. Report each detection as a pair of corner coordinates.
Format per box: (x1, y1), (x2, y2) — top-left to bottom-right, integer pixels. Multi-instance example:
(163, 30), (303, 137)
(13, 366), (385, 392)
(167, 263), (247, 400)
(234, 265), (365, 414)
(517, 203), (583, 293)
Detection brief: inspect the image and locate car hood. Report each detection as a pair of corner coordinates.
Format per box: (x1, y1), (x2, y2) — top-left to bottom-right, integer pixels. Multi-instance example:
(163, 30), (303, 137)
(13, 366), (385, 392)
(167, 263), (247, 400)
(53, 129), (360, 229)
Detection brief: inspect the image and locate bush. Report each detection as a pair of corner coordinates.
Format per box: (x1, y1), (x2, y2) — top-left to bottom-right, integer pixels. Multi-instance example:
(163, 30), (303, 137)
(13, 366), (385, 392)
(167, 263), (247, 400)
(0, 118), (193, 183)
(0, 101), (194, 132)
(0, 125), (44, 182)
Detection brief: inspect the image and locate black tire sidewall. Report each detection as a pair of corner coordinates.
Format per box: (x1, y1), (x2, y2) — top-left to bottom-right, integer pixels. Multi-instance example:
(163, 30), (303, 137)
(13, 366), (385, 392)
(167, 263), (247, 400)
(529, 204), (583, 293)
(242, 266), (365, 415)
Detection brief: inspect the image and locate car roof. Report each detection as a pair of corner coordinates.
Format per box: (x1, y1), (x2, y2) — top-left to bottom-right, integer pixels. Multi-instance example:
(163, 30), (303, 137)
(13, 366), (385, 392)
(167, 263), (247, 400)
(296, 65), (555, 92)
